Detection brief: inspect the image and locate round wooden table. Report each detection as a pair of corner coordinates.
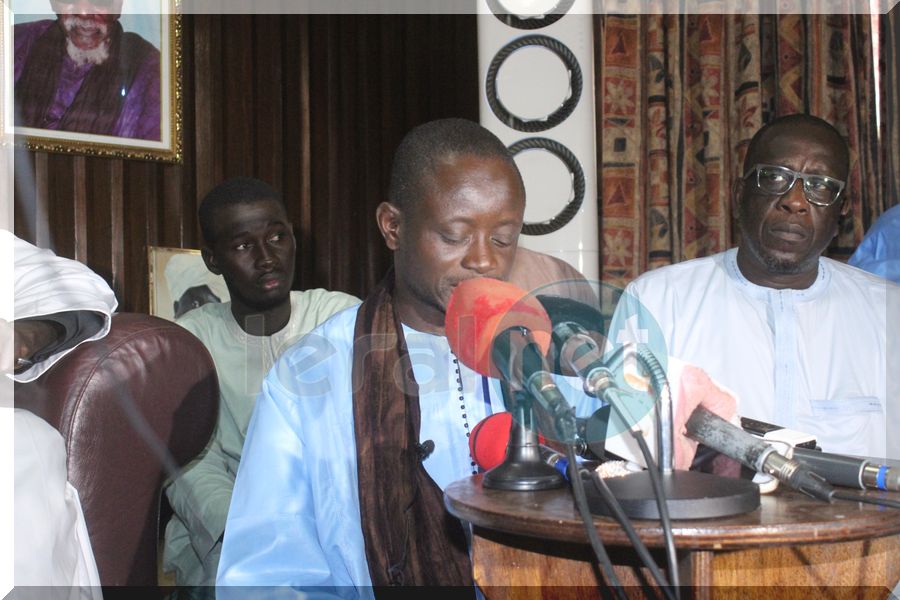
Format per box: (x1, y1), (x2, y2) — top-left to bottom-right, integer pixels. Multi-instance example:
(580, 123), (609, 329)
(445, 474), (900, 599)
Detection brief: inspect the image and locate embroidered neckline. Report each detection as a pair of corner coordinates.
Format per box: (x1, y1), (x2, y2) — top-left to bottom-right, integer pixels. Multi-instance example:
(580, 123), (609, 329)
(724, 248), (830, 302)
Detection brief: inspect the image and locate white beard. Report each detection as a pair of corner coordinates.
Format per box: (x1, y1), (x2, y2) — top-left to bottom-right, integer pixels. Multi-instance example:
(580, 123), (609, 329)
(62, 17), (111, 66)
(65, 38), (110, 66)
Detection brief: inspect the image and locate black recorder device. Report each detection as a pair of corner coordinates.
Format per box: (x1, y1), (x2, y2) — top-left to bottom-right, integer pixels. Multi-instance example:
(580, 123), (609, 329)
(739, 417), (819, 450)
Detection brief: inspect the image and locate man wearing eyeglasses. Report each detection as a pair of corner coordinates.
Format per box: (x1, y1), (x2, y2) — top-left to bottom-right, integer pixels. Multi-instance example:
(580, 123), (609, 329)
(611, 114), (897, 461)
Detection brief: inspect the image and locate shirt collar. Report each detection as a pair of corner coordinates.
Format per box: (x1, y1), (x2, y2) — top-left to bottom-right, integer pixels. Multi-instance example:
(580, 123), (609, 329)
(222, 298), (296, 343)
(724, 247), (831, 302)
(401, 323), (452, 353)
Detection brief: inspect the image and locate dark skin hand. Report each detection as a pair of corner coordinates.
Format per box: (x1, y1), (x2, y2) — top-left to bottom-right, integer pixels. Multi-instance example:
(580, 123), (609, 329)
(13, 320), (64, 372)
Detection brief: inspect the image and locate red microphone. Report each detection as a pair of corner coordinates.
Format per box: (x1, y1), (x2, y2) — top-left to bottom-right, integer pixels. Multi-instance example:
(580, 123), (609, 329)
(444, 278), (552, 378)
(470, 412), (585, 475)
(470, 412), (514, 471)
(447, 277), (578, 443)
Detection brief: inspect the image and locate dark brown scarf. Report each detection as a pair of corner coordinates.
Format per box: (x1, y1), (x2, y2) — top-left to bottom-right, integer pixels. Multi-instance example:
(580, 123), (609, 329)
(16, 20), (155, 135)
(351, 269), (475, 593)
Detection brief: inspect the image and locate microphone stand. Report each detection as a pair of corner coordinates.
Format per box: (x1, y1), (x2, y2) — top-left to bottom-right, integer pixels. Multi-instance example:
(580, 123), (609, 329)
(585, 344), (759, 520)
(482, 383), (566, 491)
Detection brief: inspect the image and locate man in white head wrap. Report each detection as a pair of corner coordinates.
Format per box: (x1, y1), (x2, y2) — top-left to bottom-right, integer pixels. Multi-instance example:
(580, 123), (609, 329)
(4, 230), (115, 597)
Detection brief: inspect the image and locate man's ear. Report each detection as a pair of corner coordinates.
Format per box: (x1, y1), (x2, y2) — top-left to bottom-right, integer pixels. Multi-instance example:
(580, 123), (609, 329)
(201, 245), (221, 275)
(839, 195), (851, 217)
(376, 202), (403, 251)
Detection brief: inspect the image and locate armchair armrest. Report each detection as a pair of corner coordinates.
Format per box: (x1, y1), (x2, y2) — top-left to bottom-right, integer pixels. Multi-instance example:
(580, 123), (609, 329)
(15, 313), (218, 586)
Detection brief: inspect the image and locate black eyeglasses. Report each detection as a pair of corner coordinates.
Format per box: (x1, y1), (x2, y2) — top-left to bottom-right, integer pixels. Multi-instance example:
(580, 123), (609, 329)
(742, 164), (845, 207)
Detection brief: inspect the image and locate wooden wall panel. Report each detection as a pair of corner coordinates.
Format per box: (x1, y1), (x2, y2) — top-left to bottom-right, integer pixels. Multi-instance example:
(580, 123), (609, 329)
(13, 14), (478, 313)
(83, 157), (114, 285)
(283, 15), (312, 289)
(193, 15), (224, 202)
(222, 18), (254, 177)
(45, 154), (78, 258)
(253, 17), (284, 190)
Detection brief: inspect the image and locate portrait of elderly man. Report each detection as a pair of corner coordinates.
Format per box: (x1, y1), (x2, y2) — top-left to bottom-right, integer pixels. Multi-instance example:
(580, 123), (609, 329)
(14, 0), (161, 140)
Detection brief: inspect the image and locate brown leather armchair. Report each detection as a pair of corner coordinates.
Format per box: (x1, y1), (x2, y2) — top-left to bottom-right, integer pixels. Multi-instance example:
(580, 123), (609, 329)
(15, 313), (218, 587)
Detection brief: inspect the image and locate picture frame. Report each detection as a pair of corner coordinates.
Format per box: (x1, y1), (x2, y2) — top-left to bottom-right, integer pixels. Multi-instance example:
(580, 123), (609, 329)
(148, 246), (229, 322)
(2, 0), (182, 162)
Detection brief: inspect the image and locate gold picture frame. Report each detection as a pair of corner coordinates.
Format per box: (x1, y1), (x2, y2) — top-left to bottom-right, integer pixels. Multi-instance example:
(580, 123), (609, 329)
(2, 0), (182, 162)
(148, 246), (229, 322)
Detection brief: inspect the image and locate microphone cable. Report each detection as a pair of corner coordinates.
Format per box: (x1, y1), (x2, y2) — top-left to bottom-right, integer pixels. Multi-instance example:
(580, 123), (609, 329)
(623, 424), (679, 599)
(588, 469), (676, 600)
(603, 389), (679, 600)
(566, 333), (680, 594)
(565, 442), (628, 600)
(471, 410), (672, 597)
(831, 490), (900, 509)
(634, 347), (681, 594)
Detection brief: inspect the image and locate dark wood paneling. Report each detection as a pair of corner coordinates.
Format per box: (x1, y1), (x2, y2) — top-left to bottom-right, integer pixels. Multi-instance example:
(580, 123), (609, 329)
(193, 15), (224, 203)
(284, 15), (312, 289)
(83, 157), (113, 285)
(253, 16), (284, 190)
(45, 153), (77, 257)
(108, 161), (125, 298)
(222, 17), (254, 177)
(13, 14), (478, 312)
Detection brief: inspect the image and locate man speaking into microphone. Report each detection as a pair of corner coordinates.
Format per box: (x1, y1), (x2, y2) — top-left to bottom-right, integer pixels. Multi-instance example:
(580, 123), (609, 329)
(216, 118), (599, 594)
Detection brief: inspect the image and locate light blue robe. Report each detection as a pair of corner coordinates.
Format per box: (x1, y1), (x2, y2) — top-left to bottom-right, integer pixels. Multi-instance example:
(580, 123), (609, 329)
(849, 204), (900, 284)
(164, 290), (361, 586)
(217, 306), (598, 597)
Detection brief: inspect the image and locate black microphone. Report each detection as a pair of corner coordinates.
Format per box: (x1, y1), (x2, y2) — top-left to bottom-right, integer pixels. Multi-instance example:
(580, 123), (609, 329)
(491, 326), (578, 443)
(536, 294), (675, 471)
(685, 406), (836, 501)
(535, 295), (614, 397)
(791, 448), (900, 492)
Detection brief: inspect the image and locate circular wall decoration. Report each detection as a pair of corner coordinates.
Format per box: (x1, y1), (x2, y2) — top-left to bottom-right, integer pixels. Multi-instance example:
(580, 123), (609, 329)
(485, 34), (582, 133)
(509, 137), (585, 235)
(486, 0), (576, 30)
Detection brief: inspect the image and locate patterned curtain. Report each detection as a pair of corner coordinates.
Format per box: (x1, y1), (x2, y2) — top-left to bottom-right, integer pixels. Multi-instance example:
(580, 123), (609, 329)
(595, 12), (886, 290)
(887, 6), (900, 210)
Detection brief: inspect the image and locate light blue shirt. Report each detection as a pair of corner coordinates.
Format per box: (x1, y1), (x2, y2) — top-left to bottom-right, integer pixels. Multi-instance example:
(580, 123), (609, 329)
(849, 204), (900, 284)
(217, 305), (598, 597)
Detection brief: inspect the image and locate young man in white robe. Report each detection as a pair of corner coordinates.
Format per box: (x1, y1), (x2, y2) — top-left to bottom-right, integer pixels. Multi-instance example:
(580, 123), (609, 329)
(162, 178), (360, 588)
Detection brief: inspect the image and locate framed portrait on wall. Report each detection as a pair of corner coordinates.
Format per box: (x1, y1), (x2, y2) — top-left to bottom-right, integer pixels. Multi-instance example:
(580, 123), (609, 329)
(2, 0), (182, 162)
(148, 246), (230, 322)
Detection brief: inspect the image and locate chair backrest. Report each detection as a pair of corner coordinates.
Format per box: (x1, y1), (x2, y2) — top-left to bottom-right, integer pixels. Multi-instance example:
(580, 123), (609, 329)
(15, 313), (218, 586)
